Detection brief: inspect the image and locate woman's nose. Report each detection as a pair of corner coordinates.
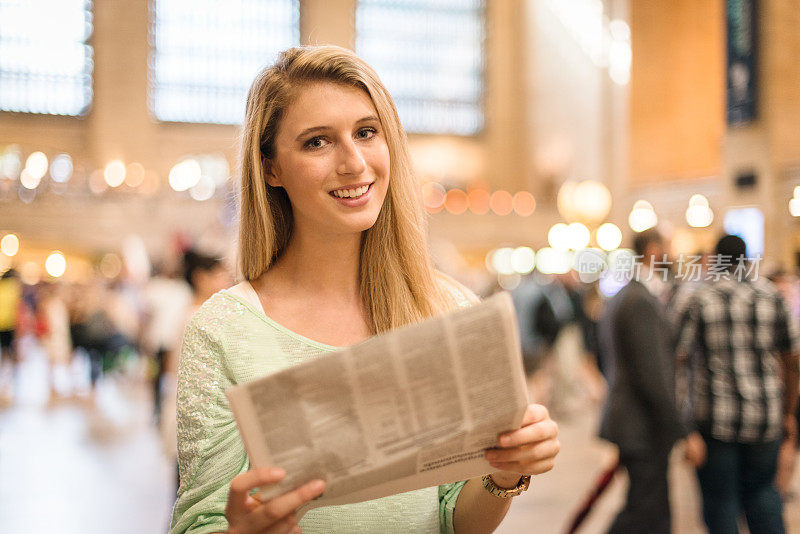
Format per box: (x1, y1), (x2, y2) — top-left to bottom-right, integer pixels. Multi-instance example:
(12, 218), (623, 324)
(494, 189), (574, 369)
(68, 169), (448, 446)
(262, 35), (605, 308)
(336, 139), (367, 176)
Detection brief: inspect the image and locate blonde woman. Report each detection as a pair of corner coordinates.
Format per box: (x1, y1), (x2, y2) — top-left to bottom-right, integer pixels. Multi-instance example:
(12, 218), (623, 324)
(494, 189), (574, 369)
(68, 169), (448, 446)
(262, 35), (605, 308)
(170, 46), (559, 534)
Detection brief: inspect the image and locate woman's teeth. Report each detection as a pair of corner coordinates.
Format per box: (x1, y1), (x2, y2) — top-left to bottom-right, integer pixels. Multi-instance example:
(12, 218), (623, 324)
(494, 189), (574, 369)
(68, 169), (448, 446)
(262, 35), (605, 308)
(332, 184), (370, 198)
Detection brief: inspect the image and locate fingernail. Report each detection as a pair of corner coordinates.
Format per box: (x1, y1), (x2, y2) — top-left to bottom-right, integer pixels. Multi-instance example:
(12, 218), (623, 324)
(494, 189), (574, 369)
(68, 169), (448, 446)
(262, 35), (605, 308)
(271, 467), (286, 478)
(486, 452), (497, 461)
(310, 479), (325, 492)
(500, 435), (511, 446)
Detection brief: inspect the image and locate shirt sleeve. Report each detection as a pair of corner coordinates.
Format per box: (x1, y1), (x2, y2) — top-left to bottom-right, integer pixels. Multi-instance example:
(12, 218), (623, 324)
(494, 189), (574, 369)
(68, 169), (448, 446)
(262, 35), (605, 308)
(169, 320), (249, 534)
(438, 481), (467, 533)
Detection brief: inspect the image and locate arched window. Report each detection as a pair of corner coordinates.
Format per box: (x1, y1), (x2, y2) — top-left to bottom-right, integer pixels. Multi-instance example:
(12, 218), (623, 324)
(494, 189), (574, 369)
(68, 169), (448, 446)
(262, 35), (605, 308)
(149, 0), (299, 124)
(356, 0), (485, 135)
(0, 0), (93, 116)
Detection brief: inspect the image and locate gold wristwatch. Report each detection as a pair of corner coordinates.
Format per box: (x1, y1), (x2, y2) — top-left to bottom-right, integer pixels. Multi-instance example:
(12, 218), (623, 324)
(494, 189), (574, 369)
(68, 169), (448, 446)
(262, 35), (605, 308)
(481, 474), (531, 498)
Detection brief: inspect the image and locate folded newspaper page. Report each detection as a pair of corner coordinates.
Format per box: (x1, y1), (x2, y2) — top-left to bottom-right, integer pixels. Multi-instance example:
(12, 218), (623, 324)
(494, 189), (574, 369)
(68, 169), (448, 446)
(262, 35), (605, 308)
(226, 291), (528, 513)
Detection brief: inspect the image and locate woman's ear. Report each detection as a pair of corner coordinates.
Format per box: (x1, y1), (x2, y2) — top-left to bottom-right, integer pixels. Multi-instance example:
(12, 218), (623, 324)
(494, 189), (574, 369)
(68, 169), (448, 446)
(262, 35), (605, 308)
(263, 159), (282, 188)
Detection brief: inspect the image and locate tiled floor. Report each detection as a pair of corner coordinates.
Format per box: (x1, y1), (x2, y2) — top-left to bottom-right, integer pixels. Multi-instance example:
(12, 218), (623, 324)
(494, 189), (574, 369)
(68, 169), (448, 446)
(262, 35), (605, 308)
(1, 347), (798, 534)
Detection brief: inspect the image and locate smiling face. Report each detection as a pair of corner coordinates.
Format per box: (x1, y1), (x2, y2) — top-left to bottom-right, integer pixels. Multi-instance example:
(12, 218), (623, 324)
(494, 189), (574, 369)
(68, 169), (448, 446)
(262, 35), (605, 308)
(265, 82), (391, 240)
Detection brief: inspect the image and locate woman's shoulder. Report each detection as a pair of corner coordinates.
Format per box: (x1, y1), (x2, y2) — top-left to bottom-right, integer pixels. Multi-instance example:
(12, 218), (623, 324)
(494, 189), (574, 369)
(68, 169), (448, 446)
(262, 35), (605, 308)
(184, 289), (255, 337)
(435, 271), (481, 308)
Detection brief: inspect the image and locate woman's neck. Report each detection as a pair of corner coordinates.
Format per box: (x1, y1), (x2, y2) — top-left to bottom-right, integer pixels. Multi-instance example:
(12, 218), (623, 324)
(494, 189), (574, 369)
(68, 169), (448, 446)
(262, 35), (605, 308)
(264, 226), (362, 302)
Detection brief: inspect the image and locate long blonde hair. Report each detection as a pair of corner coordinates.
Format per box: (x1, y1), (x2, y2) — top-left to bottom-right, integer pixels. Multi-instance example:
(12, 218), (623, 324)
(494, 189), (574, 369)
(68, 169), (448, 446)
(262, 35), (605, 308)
(237, 45), (452, 333)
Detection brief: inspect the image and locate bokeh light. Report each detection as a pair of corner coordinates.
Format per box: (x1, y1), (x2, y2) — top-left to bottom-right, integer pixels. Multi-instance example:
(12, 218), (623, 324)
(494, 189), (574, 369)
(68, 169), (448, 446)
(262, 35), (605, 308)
(790, 198), (800, 217)
(189, 175), (216, 201)
(467, 189), (490, 214)
(686, 206), (714, 227)
(100, 252), (122, 279)
(444, 189), (468, 214)
(512, 191), (536, 216)
(498, 272), (521, 290)
(548, 223), (570, 251)
(104, 160), (126, 187)
(628, 200), (658, 232)
(567, 222), (591, 250)
(49, 153), (74, 183)
(689, 194), (709, 207)
(556, 181), (578, 221)
(536, 247), (572, 274)
(596, 222), (622, 251)
(573, 180), (612, 223)
(25, 151), (49, 180)
(557, 180), (611, 223)
(169, 158), (201, 192)
(510, 246), (536, 274)
(125, 162), (146, 188)
(490, 247), (515, 275)
(685, 194), (713, 227)
(20, 168), (41, 189)
(1, 234), (20, 256)
(421, 181), (446, 212)
(202, 154), (231, 186)
(489, 190), (513, 215)
(0, 145), (22, 180)
(45, 251), (67, 278)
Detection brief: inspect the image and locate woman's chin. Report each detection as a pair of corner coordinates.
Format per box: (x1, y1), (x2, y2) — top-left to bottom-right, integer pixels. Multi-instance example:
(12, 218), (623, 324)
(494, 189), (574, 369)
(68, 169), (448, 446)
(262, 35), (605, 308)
(350, 217), (380, 234)
(337, 210), (381, 234)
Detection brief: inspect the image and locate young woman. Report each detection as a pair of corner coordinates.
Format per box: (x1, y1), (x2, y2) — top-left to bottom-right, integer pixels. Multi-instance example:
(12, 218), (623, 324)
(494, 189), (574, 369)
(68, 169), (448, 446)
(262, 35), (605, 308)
(170, 46), (559, 534)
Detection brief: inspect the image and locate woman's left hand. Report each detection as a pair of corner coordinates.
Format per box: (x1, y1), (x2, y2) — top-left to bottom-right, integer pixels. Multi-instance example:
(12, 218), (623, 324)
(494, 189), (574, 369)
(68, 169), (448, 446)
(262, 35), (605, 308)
(484, 404), (560, 482)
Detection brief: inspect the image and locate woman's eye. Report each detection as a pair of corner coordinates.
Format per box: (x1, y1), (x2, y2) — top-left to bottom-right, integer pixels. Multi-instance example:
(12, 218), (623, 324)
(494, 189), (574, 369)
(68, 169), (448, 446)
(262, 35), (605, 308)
(305, 137), (327, 149)
(356, 128), (376, 139)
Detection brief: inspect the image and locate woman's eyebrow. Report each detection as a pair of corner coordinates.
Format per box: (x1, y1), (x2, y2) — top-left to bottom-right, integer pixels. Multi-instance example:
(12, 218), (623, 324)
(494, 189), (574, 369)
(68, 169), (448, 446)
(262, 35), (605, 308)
(356, 115), (379, 124)
(295, 116), (380, 141)
(295, 125), (328, 141)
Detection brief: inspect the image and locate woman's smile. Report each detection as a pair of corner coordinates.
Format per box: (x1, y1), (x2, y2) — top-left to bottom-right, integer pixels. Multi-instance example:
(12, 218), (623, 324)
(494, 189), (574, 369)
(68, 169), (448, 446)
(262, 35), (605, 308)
(329, 182), (374, 206)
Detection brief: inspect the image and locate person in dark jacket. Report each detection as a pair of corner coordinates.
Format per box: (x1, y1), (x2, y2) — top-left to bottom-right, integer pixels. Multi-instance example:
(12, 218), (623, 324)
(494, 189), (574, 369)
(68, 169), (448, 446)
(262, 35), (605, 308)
(598, 229), (687, 534)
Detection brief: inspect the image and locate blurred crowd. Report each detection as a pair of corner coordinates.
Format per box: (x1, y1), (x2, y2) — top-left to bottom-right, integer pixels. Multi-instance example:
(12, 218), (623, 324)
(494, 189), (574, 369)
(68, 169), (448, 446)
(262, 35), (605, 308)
(1, 231), (799, 531)
(506, 231), (800, 532)
(0, 248), (232, 488)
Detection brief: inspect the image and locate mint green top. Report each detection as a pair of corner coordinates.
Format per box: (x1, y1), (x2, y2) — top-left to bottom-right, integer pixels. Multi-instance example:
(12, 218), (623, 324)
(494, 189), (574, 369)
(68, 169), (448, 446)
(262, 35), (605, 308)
(169, 279), (474, 534)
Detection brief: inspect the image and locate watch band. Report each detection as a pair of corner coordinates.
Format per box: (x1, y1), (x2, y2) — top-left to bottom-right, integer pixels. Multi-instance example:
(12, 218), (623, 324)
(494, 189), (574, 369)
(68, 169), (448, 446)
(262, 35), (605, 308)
(481, 474), (531, 498)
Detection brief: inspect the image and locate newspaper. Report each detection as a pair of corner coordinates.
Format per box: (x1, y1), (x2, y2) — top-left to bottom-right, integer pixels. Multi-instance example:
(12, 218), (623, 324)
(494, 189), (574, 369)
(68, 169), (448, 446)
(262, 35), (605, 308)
(225, 291), (528, 513)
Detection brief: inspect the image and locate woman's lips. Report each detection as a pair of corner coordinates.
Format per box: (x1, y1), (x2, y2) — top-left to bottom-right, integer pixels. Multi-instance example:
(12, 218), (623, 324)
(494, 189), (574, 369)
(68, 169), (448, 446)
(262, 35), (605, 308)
(330, 183), (373, 207)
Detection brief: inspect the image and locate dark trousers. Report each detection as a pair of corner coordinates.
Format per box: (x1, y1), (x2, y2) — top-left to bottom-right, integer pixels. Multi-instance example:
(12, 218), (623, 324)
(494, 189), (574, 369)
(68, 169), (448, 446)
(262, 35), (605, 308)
(696, 436), (784, 534)
(153, 347), (168, 421)
(607, 448), (671, 534)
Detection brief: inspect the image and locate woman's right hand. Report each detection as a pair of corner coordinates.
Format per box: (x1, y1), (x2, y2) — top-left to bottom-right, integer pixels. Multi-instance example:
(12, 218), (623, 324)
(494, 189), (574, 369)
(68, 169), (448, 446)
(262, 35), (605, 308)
(225, 467), (325, 534)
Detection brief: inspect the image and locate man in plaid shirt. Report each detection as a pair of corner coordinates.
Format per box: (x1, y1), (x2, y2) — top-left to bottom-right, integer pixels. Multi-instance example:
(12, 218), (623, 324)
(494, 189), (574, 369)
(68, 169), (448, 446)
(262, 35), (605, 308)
(676, 235), (800, 534)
